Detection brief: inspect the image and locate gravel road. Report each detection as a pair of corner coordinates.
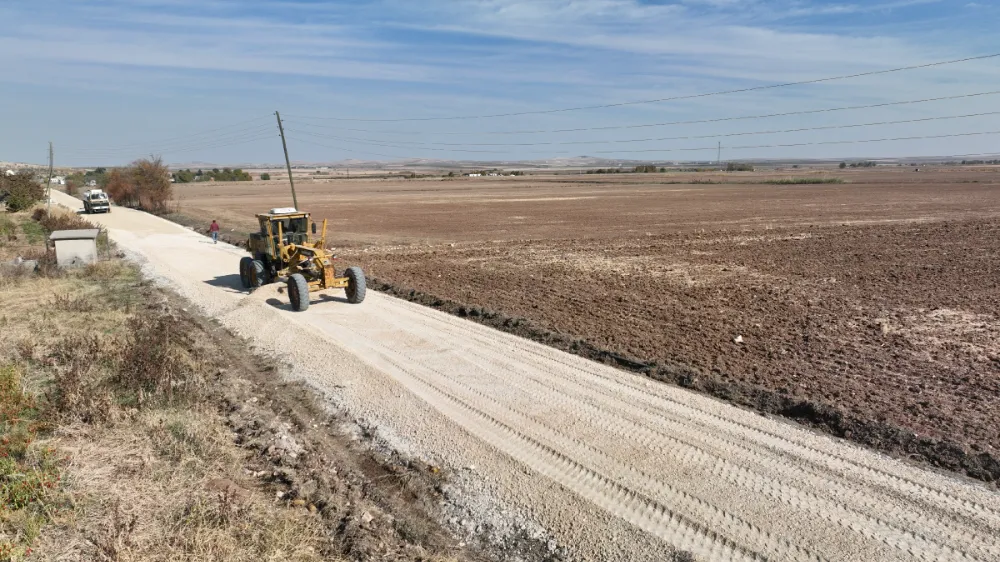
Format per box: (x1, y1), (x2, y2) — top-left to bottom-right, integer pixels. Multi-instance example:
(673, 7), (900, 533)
(54, 192), (1000, 562)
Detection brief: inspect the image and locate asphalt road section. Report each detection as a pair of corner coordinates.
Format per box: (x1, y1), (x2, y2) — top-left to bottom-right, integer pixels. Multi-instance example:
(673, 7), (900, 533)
(53, 191), (1000, 562)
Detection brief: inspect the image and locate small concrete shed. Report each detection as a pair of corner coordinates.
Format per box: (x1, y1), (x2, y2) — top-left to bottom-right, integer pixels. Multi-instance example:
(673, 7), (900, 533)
(50, 229), (100, 267)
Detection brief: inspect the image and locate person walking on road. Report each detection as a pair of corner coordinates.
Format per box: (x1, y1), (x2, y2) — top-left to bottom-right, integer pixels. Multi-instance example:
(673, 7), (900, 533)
(208, 220), (220, 244)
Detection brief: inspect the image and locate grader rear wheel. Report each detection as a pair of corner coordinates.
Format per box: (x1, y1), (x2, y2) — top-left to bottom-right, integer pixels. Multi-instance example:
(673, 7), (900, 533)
(288, 273), (310, 312)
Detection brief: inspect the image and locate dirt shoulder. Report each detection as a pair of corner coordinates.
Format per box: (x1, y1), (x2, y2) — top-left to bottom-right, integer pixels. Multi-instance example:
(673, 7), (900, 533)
(0, 208), (482, 562)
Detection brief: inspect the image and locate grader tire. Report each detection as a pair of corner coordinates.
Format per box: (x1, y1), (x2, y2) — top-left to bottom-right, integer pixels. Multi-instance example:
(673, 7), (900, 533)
(239, 257), (254, 289)
(249, 260), (268, 289)
(345, 266), (366, 304)
(288, 273), (310, 312)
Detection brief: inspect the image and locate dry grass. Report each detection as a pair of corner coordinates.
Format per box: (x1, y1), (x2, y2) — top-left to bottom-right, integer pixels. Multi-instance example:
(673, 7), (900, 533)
(38, 409), (328, 562)
(0, 247), (333, 561)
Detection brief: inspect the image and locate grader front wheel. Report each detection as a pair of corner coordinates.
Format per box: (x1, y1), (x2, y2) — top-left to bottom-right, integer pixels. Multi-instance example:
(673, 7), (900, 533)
(288, 273), (310, 312)
(345, 266), (366, 304)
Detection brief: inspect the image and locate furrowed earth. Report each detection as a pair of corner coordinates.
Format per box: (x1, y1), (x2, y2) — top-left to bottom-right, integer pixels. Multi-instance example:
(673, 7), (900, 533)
(170, 166), (1000, 480)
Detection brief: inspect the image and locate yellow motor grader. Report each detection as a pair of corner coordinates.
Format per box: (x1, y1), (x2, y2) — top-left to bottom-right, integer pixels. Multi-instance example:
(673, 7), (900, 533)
(240, 208), (365, 311)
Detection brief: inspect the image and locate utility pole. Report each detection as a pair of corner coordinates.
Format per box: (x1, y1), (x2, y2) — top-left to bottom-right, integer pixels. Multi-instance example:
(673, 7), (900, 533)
(717, 142), (721, 168)
(275, 111), (299, 210)
(45, 142), (54, 212)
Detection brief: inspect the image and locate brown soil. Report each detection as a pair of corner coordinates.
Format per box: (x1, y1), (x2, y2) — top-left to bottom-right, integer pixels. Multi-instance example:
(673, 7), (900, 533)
(171, 166), (1000, 482)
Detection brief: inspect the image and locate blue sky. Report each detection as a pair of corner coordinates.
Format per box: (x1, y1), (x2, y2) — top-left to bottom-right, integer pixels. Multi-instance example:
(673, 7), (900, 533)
(2, 0), (998, 166)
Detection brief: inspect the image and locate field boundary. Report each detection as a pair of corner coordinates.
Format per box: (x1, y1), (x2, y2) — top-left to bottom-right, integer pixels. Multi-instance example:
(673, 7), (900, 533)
(370, 278), (1000, 486)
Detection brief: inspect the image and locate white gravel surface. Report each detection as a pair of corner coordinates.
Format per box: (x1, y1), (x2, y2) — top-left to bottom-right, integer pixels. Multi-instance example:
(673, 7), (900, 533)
(54, 192), (1000, 562)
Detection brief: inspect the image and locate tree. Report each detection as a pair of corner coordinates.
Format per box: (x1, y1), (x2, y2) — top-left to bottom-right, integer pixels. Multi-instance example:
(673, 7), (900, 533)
(132, 157), (173, 214)
(260, 172), (271, 180)
(0, 170), (45, 212)
(104, 168), (136, 208)
(839, 162), (847, 169)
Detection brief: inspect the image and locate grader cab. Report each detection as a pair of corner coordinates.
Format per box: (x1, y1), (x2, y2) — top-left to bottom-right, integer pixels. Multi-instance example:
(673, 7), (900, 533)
(240, 208), (366, 311)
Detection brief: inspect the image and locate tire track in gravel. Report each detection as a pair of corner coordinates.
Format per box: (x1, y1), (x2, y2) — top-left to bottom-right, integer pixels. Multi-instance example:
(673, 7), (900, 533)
(422, 336), (1000, 561)
(339, 329), (817, 562)
(392, 300), (1000, 528)
(344, 295), (1000, 559)
(397, 303), (1000, 540)
(329, 308), (992, 562)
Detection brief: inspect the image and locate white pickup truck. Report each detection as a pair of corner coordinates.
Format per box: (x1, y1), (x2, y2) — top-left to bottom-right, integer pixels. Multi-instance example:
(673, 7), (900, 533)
(82, 189), (111, 214)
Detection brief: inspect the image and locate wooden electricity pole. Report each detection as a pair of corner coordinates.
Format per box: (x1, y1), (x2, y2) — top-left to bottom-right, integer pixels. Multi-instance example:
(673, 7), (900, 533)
(45, 142), (54, 211)
(275, 111), (299, 211)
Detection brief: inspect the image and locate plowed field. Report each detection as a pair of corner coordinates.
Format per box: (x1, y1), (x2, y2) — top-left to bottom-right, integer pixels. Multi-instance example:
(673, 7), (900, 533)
(172, 166), (1000, 478)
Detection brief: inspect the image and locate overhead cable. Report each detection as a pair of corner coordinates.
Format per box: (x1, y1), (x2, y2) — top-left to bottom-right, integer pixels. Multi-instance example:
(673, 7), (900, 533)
(283, 53), (1000, 122)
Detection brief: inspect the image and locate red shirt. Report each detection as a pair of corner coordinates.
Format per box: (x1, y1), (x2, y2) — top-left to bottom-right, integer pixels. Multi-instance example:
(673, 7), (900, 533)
(209, 223), (220, 232)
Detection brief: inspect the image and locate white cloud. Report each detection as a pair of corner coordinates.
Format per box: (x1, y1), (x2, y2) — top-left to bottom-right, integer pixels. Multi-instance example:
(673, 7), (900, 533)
(0, 0), (995, 164)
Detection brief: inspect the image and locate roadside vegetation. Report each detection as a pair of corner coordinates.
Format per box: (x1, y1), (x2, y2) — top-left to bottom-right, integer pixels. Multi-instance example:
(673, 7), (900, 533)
(64, 168), (108, 192)
(0, 204), (468, 562)
(0, 208), (332, 561)
(104, 158), (174, 214)
(0, 171), (45, 213)
(172, 168), (252, 183)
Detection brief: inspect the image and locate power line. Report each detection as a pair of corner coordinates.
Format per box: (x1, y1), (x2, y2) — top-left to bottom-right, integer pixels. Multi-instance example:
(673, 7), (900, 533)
(285, 135), (415, 160)
(592, 129), (1000, 155)
(62, 126), (277, 158)
(284, 52), (1000, 122)
(281, 133), (1000, 165)
(286, 89), (1000, 136)
(62, 125), (276, 155)
(62, 133), (277, 164)
(62, 116), (273, 153)
(286, 128), (568, 154)
(285, 110), (1000, 148)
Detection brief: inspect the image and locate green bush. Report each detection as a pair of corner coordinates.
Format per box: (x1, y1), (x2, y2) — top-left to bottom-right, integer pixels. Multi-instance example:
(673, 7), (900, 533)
(260, 173), (271, 180)
(1, 171), (45, 213)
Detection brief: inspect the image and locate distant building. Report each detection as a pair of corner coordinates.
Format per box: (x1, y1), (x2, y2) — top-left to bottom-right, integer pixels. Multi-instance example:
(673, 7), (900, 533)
(50, 176), (66, 185)
(3, 170), (14, 177)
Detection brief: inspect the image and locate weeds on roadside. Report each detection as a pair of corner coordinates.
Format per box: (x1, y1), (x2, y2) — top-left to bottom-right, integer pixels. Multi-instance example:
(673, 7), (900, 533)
(0, 364), (67, 561)
(31, 208), (92, 233)
(114, 314), (202, 408)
